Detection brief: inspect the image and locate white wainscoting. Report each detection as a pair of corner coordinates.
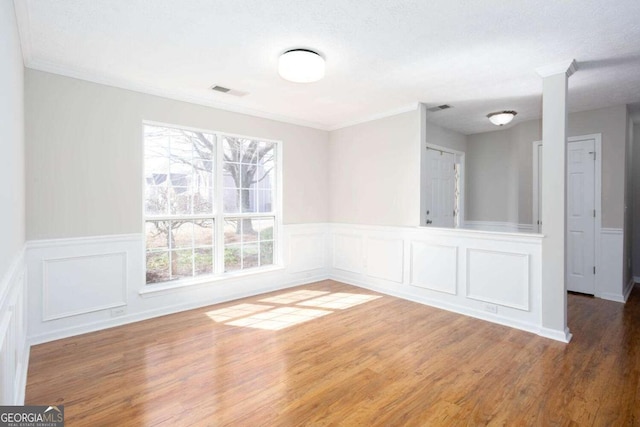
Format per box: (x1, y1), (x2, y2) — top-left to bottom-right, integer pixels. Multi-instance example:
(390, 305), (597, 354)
(598, 228), (625, 302)
(26, 224), (330, 345)
(464, 221), (535, 234)
(329, 224), (547, 339)
(0, 247), (28, 405)
(410, 242), (457, 295)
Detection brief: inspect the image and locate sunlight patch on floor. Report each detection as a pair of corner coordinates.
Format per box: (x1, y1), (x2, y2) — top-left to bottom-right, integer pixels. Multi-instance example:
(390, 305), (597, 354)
(206, 289), (382, 331)
(297, 293), (382, 309)
(259, 290), (330, 304)
(225, 307), (332, 330)
(205, 303), (274, 322)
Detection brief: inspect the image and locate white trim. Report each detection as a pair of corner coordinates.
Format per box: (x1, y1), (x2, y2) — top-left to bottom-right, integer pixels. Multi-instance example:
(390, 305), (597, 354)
(0, 246), (29, 404)
(538, 327), (572, 343)
(27, 234), (141, 249)
(28, 274), (327, 346)
(15, 346), (29, 405)
(601, 227), (623, 235)
(12, 0), (32, 66)
(425, 144), (466, 228)
(533, 134), (603, 296)
(535, 59), (578, 78)
(138, 265), (285, 297)
(42, 252), (128, 321)
(25, 224), (330, 345)
(332, 222), (545, 241)
(25, 57), (330, 130)
(599, 292), (626, 303)
(22, 59), (419, 133)
(623, 278), (635, 302)
(465, 248), (530, 311)
(332, 274), (544, 338)
(0, 247), (25, 308)
(464, 221), (536, 234)
(140, 122), (283, 285)
(327, 103), (420, 131)
(532, 140), (542, 233)
(409, 242), (458, 295)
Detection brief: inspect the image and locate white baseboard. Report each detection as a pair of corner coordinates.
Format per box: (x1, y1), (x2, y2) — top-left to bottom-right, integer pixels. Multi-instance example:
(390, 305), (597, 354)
(28, 274), (327, 345)
(331, 272), (542, 337)
(26, 225), (331, 345)
(623, 278), (636, 302)
(538, 327), (572, 343)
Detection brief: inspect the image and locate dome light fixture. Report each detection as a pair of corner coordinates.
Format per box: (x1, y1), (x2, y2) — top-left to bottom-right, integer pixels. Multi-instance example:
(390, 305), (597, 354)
(487, 110), (517, 126)
(278, 49), (325, 83)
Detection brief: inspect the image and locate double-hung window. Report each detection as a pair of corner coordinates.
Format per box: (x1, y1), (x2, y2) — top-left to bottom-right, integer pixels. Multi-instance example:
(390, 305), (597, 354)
(143, 123), (279, 285)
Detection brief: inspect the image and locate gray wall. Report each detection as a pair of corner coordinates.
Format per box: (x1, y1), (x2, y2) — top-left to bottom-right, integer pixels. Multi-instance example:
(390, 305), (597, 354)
(329, 110), (421, 226)
(633, 124), (640, 278)
(25, 70), (330, 239)
(425, 119), (467, 153)
(0, 1), (25, 279)
(465, 130), (514, 223)
(465, 105), (628, 229)
(624, 107), (633, 287)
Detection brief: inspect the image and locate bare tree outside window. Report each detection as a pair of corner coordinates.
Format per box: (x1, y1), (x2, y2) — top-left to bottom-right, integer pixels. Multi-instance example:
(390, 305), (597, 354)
(144, 124), (277, 284)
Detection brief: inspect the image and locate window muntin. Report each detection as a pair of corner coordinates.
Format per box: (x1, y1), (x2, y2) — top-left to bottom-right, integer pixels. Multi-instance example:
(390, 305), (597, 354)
(144, 124), (278, 285)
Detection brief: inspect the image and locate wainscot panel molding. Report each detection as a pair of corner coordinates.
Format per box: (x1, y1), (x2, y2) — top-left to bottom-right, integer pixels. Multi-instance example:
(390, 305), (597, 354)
(0, 247), (28, 405)
(463, 221), (535, 234)
(410, 242), (457, 295)
(328, 223), (550, 340)
(25, 224), (330, 345)
(598, 228), (625, 302)
(365, 236), (404, 283)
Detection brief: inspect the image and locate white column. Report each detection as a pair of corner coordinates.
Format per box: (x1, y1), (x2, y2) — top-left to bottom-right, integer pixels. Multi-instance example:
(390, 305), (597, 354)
(536, 59), (577, 342)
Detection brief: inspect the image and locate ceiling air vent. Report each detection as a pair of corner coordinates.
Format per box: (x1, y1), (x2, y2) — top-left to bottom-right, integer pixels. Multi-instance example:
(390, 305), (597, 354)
(426, 104), (452, 112)
(211, 85), (231, 93)
(210, 85), (248, 97)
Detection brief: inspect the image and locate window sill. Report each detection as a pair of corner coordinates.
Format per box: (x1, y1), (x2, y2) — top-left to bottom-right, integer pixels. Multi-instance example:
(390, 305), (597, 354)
(138, 265), (286, 297)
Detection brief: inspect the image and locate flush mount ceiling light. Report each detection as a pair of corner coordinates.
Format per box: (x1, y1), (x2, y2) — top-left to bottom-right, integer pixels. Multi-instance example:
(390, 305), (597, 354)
(487, 110), (517, 126)
(278, 49), (325, 83)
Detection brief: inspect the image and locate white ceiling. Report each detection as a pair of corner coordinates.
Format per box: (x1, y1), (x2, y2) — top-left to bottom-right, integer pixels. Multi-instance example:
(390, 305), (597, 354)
(14, 0), (640, 134)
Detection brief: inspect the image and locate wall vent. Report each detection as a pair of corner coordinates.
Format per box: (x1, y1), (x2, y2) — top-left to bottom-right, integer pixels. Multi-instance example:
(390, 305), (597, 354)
(427, 104), (452, 112)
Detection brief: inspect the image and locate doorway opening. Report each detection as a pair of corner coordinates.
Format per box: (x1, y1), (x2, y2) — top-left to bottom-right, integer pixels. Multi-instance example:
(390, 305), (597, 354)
(423, 144), (465, 228)
(532, 133), (602, 295)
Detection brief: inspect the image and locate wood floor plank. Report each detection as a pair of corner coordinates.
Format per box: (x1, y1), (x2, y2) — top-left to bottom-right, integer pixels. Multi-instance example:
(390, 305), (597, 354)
(26, 280), (640, 426)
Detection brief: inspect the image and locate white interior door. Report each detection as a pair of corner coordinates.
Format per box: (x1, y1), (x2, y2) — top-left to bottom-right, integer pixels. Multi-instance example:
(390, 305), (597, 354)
(425, 149), (456, 227)
(566, 139), (596, 294)
(534, 138), (596, 294)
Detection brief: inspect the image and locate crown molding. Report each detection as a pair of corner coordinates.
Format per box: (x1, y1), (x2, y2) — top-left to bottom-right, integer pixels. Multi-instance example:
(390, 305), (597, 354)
(535, 59), (578, 78)
(25, 58), (333, 131)
(26, 58), (423, 134)
(13, 0), (33, 67)
(328, 102), (420, 131)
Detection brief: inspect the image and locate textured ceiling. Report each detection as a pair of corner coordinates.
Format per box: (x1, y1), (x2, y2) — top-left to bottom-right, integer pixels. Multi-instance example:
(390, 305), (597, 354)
(14, 0), (640, 134)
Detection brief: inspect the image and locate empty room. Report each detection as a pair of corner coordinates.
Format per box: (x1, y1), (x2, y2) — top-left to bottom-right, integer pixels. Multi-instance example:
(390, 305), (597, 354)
(2, 0), (640, 425)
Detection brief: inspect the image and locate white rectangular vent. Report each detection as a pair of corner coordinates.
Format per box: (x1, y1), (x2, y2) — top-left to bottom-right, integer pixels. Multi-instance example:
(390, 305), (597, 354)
(211, 85), (248, 97)
(427, 104), (452, 112)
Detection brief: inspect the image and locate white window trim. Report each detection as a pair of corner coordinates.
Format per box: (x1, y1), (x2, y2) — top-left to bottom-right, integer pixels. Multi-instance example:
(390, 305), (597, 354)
(141, 120), (283, 286)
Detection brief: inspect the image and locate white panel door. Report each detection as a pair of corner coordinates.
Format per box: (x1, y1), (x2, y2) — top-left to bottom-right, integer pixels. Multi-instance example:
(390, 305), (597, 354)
(566, 139), (596, 294)
(425, 149), (455, 227)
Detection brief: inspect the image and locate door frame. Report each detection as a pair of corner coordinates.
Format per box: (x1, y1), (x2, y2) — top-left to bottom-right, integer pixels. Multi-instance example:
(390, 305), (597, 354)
(424, 143), (465, 228)
(532, 133), (602, 295)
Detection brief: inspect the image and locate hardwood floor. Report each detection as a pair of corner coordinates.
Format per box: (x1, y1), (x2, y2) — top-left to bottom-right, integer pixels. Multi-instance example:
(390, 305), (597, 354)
(26, 280), (640, 426)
